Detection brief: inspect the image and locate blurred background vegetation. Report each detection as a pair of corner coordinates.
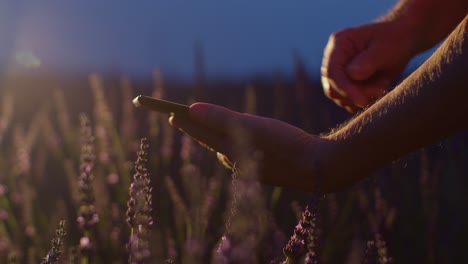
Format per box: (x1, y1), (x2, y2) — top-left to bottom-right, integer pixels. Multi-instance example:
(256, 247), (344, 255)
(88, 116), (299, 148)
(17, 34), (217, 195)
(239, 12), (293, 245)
(0, 62), (467, 263)
(0, 1), (467, 263)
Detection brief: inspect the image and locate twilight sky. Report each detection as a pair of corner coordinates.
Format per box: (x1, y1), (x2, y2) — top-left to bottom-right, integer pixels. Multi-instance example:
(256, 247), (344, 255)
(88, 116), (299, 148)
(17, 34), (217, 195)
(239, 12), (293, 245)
(1, 0), (427, 78)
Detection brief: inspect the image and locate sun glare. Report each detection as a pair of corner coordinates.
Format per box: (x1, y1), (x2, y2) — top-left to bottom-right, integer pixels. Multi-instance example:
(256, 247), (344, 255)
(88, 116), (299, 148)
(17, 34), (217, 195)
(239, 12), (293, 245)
(15, 51), (41, 68)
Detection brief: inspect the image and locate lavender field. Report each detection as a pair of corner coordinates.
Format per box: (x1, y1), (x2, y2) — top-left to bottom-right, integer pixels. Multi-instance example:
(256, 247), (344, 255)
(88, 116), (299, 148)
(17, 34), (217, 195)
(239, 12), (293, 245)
(0, 68), (467, 264)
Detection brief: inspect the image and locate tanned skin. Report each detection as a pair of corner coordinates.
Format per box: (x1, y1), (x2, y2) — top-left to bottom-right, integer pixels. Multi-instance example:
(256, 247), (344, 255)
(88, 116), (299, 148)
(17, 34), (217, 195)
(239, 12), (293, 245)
(170, 15), (468, 193)
(321, 0), (468, 112)
(323, 16), (468, 191)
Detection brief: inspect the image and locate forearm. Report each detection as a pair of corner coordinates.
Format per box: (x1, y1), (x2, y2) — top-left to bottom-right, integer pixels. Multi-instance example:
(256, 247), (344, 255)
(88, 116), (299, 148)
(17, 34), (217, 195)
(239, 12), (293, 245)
(380, 0), (468, 53)
(323, 16), (468, 190)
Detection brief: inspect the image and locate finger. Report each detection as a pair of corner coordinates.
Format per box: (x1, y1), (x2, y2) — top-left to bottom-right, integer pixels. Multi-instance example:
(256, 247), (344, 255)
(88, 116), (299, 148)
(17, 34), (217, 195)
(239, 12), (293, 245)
(325, 72), (388, 109)
(329, 77), (368, 108)
(360, 76), (390, 98)
(188, 103), (243, 132)
(332, 98), (347, 108)
(333, 98), (360, 113)
(187, 103), (261, 153)
(169, 115), (232, 156)
(321, 35), (368, 107)
(322, 77), (341, 100)
(325, 83), (362, 110)
(326, 86), (351, 102)
(321, 74), (354, 99)
(188, 103), (272, 151)
(175, 104), (272, 158)
(171, 115), (262, 167)
(344, 104), (360, 113)
(346, 45), (384, 81)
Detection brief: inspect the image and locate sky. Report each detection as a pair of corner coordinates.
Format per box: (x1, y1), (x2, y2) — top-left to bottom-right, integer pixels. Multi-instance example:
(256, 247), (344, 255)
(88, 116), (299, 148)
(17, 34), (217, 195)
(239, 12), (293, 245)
(0, 0), (428, 78)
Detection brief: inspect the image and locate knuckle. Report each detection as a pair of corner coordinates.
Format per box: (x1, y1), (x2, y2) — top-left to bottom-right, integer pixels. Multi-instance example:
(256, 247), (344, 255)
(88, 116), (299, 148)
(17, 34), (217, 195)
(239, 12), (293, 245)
(321, 77), (347, 101)
(321, 63), (338, 81)
(328, 31), (340, 43)
(322, 84), (334, 100)
(321, 75), (330, 89)
(329, 28), (350, 43)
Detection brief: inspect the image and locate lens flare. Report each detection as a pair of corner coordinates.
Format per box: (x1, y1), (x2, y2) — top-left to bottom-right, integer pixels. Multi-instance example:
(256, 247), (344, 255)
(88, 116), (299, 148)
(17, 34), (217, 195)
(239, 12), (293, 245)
(15, 51), (41, 68)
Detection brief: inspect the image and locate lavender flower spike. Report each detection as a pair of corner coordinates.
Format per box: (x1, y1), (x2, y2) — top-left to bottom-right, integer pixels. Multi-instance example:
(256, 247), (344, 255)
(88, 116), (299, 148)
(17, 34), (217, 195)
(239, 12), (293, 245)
(41, 220), (67, 264)
(127, 138), (153, 264)
(283, 196), (321, 264)
(77, 114), (99, 231)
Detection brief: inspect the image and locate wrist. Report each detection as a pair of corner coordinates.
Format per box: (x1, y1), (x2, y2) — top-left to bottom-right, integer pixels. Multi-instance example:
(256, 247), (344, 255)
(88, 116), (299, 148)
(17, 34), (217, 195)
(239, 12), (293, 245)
(319, 131), (377, 193)
(378, 0), (465, 54)
(377, 11), (431, 56)
(313, 134), (358, 193)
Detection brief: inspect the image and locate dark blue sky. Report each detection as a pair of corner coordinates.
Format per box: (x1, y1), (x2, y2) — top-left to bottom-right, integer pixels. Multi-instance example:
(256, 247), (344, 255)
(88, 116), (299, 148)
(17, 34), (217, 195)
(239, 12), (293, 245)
(1, 0), (421, 78)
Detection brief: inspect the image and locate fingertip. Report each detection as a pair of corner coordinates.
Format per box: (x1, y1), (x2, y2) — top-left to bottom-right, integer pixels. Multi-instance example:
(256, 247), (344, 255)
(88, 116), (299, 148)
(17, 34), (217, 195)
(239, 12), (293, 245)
(332, 99), (345, 108)
(344, 105), (360, 113)
(189, 102), (206, 109)
(169, 114), (190, 128)
(189, 102), (212, 120)
(346, 90), (368, 108)
(344, 106), (353, 113)
(189, 102), (210, 111)
(354, 100), (368, 109)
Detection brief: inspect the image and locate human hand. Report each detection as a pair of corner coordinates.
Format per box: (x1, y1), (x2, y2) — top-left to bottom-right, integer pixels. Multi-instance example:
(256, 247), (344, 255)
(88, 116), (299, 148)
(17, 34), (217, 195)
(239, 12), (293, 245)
(169, 103), (344, 192)
(321, 20), (418, 112)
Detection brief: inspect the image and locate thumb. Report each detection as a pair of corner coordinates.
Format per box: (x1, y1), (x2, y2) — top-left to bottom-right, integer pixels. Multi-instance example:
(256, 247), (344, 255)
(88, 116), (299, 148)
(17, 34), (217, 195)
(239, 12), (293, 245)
(347, 46), (383, 81)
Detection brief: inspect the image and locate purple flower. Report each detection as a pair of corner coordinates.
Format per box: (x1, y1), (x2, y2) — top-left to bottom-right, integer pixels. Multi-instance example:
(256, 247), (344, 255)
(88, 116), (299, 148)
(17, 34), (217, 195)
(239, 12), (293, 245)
(41, 220), (66, 264)
(283, 196), (321, 263)
(77, 114), (99, 231)
(127, 138), (153, 263)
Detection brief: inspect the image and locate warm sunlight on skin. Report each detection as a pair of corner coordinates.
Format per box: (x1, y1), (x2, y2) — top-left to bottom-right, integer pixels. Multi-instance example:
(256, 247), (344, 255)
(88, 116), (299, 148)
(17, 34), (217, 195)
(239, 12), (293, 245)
(15, 51), (41, 68)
